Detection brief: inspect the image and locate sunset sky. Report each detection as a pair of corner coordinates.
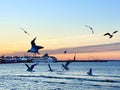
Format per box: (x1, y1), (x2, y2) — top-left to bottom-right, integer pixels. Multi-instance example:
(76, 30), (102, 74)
(0, 0), (120, 60)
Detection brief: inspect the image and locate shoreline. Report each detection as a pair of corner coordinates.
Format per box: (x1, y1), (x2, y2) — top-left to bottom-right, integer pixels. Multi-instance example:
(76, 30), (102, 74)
(0, 60), (120, 64)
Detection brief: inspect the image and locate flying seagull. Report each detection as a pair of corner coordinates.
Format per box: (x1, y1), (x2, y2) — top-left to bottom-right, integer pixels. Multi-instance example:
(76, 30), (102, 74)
(25, 63), (38, 72)
(85, 25), (94, 34)
(64, 50), (67, 54)
(48, 63), (54, 72)
(104, 31), (118, 38)
(27, 37), (44, 54)
(62, 60), (73, 70)
(21, 27), (29, 35)
(87, 68), (93, 76)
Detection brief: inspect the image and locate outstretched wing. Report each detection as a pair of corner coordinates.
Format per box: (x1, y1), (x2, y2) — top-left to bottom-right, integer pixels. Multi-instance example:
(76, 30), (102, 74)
(91, 29), (94, 34)
(31, 63), (38, 69)
(85, 25), (90, 28)
(62, 64), (65, 68)
(65, 61), (72, 67)
(31, 63), (38, 70)
(112, 31), (118, 35)
(21, 28), (29, 35)
(104, 33), (111, 36)
(25, 63), (30, 69)
(48, 64), (51, 69)
(48, 64), (52, 71)
(31, 37), (37, 47)
(85, 25), (94, 34)
(36, 45), (44, 49)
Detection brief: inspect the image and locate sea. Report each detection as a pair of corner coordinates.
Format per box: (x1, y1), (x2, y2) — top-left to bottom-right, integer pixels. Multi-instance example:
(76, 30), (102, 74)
(0, 61), (120, 90)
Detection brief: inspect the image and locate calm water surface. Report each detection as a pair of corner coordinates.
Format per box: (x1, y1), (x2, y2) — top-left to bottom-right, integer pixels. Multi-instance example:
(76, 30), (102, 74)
(0, 61), (120, 90)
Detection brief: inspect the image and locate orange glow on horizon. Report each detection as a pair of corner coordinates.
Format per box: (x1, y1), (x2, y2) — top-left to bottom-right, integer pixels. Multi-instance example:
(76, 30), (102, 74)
(53, 51), (120, 60)
(1, 49), (120, 61)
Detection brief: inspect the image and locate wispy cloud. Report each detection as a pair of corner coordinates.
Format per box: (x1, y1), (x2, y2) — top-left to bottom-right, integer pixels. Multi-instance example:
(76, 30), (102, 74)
(8, 42), (120, 56)
(40, 42), (120, 54)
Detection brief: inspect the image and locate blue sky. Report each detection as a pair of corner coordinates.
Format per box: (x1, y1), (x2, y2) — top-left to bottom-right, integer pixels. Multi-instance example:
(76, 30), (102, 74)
(0, 0), (120, 59)
(0, 0), (120, 32)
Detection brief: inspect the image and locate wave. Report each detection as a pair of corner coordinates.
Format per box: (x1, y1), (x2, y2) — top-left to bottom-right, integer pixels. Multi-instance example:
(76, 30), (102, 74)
(0, 74), (120, 90)
(0, 74), (120, 84)
(16, 74), (120, 83)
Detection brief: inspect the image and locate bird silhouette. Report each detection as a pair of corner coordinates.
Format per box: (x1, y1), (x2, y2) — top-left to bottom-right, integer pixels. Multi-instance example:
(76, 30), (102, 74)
(21, 27), (29, 35)
(64, 50), (67, 54)
(87, 68), (93, 76)
(27, 37), (44, 54)
(48, 63), (54, 72)
(62, 61), (73, 70)
(104, 31), (118, 38)
(25, 63), (38, 72)
(85, 25), (94, 34)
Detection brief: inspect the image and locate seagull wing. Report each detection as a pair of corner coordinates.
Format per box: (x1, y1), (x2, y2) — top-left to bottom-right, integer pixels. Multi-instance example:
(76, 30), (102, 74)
(65, 61), (72, 67)
(91, 28), (94, 34)
(85, 25), (90, 28)
(36, 45), (44, 49)
(48, 64), (51, 69)
(62, 64), (65, 68)
(112, 31), (118, 34)
(85, 25), (94, 34)
(21, 28), (29, 35)
(25, 63), (30, 69)
(31, 63), (38, 70)
(104, 33), (111, 36)
(48, 64), (52, 71)
(31, 37), (37, 47)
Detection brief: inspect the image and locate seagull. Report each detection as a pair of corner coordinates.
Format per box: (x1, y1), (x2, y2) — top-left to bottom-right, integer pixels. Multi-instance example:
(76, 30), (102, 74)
(87, 68), (93, 76)
(48, 63), (54, 72)
(85, 25), (94, 34)
(21, 27), (29, 35)
(25, 63), (38, 72)
(27, 37), (44, 54)
(104, 31), (118, 38)
(62, 60), (73, 70)
(64, 50), (67, 54)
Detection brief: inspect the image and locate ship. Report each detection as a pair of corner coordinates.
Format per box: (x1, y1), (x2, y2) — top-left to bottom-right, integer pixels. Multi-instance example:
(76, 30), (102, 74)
(31, 53), (57, 63)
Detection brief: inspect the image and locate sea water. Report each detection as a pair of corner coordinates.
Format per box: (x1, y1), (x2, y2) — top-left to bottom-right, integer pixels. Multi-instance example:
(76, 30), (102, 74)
(0, 61), (120, 90)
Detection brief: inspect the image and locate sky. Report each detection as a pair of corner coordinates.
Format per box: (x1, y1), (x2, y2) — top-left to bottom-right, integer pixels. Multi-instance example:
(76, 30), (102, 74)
(0, 0), (120, 60)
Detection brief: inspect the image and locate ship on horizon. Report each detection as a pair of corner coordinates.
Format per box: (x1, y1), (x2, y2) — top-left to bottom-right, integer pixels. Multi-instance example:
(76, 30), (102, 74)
(0, 53), (57, 63)
(31, 53), (57, 63)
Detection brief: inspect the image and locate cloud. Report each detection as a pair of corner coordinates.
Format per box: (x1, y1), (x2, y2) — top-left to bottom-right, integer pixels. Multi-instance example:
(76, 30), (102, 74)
(7, 42), (120, 56)
(40, 42), (120, 54)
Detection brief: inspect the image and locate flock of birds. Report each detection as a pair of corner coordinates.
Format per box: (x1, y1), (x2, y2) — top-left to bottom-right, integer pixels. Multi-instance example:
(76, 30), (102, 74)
(21, 25), (119, 55)
(20, 27), (76, 74)
(24, 61), (93, 76)
(25, 60), (74, 73)
(20, 25), (118, 76)
(85, 25), (118, 38)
